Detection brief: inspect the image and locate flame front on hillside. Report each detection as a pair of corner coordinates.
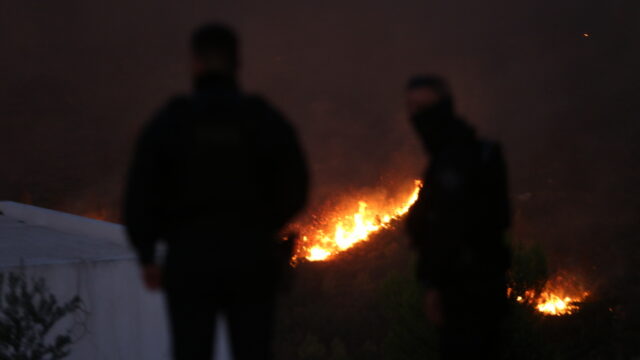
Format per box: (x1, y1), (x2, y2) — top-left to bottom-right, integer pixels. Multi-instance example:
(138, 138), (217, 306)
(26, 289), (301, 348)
(288, 179), (588, 316)
(292, 180), (422, 262)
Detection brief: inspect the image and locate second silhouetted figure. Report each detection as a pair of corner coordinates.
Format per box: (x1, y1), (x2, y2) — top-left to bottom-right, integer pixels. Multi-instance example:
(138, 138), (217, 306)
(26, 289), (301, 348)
(405, 75), (511, 359)
(124, 24), (308, 360)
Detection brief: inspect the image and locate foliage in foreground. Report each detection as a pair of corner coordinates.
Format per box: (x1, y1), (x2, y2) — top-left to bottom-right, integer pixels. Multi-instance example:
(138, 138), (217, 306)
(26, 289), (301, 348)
(0, 272), (86, 360)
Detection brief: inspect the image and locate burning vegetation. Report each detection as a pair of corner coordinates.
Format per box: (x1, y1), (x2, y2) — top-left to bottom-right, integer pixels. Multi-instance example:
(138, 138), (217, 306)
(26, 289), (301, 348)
(292, 180), (423, 262)
(291, 179), (590, 317)
(509, 276), (590, 316)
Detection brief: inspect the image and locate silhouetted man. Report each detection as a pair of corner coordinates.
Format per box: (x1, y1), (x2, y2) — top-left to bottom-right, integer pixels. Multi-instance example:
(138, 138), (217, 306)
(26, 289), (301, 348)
(124, 24), (308, 360)
(405, 75), (511, 359)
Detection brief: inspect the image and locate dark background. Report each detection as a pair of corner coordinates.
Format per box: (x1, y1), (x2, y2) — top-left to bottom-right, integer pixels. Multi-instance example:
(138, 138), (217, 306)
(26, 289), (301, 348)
(1, 0), (639, 323)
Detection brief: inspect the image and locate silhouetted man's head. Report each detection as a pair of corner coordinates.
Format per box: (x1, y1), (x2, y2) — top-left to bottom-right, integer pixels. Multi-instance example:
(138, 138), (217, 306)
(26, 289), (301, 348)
(405, 75), (452, 116)
(191, 24), (239, 78)
(406, 75), (466, 152)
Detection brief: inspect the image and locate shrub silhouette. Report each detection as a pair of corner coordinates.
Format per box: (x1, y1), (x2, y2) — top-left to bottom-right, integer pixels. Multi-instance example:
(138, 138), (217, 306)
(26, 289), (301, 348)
(0, 272), (85, 360)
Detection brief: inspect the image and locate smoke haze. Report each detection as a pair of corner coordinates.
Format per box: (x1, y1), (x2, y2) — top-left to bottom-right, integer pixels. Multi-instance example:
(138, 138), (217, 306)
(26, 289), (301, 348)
(1, 0), (639, 294)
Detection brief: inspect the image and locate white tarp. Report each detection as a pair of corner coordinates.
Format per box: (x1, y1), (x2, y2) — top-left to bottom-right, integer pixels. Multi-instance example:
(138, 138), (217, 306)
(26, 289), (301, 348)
(0, 201), (231, 360)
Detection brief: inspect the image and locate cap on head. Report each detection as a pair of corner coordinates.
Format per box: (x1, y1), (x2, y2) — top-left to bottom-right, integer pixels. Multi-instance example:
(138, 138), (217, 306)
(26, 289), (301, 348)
(191, 23), (239, 73)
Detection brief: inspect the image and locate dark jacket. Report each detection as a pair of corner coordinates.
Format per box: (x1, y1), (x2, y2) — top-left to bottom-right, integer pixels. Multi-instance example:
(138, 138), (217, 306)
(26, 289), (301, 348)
(406, 101), (510, 291)
(123, 75), (308, 277)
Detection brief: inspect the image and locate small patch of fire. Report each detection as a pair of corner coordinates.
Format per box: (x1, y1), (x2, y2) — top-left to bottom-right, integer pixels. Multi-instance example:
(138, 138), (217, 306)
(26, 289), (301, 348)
(292, 180), (423, 262)
(508, 277), (590, 316)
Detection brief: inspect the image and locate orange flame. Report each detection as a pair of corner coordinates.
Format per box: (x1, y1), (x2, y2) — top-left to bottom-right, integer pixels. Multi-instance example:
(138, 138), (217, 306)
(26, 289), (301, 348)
(511, 276), (589, 316)
(293, 180), (423, 262)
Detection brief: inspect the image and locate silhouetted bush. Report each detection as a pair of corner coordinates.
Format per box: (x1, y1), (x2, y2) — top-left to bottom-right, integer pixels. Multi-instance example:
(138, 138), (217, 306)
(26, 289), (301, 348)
(0, 271), (86, 360)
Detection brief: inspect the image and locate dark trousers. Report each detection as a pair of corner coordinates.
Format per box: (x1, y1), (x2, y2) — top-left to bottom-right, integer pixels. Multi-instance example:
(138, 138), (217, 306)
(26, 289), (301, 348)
(165, 281), (276, 360)
(438, 280), (508, 359)
(439, 318), (504, 359)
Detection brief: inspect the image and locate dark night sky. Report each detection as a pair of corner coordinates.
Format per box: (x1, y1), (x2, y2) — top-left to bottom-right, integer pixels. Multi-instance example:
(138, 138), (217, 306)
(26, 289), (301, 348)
(1, 0), (639, 288)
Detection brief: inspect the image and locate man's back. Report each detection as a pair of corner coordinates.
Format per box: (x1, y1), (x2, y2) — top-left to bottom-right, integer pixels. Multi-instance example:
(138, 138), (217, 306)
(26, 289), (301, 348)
(124, 75), (308, 274)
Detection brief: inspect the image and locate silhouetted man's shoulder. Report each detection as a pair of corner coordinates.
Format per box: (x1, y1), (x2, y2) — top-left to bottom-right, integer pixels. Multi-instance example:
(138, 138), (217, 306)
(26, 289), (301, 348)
(137, 95), (191, 142)
(436, 136), (502, 171)
(244, 94), (288, 122)
(242, 94), (300, 140)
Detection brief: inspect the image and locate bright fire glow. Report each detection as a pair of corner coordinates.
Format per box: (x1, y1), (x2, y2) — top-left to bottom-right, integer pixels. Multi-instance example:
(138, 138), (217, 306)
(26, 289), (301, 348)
(510, 277), (589, 316)
(293, 180), (423, 262)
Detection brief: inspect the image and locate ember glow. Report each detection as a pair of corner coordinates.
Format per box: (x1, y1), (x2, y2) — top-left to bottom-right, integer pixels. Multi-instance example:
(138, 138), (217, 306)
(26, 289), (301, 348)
(293, 180), (423, 262)
(510, 276), (590, 316)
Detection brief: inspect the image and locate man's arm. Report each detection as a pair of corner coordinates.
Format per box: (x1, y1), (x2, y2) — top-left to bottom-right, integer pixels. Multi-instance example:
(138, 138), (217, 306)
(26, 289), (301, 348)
(271, 121), (309, 229)
(123, 115), (168, 266)
(483, 142), (512, 271)
(254, 99), (309, 233)
(408, 161), (473, 326)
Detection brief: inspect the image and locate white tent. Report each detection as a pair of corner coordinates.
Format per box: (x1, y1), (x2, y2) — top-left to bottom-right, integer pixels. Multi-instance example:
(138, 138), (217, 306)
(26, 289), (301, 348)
(0, 201), (231, 360)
